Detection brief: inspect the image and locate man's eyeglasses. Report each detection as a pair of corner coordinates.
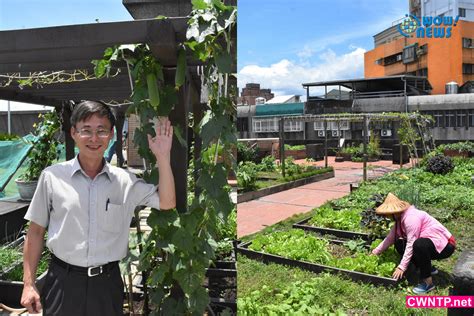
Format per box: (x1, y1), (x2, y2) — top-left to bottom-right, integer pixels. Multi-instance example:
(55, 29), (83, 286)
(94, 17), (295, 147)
(76, 128), (111, 138)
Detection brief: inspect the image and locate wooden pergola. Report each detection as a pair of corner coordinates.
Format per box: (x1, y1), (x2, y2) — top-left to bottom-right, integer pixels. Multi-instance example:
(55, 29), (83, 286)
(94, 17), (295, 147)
(0, 18), (204, 211)
(279, 113), (426, 181)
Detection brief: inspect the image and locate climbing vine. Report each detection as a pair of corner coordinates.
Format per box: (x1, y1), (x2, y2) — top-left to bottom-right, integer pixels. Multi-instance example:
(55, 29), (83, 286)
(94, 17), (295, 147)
(94, 0), (236, 314)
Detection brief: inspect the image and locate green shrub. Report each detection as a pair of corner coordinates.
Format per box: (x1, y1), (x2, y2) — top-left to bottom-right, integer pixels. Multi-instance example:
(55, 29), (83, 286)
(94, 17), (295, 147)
(258, 155), (276, 172)
(284, 144), (306, 151)
(237, 142), (259, 163)
(0, 133), (20, 141)
(282, 157), (302, 176)
(441, 141), (474, 153)
(237, 161), (258, 192)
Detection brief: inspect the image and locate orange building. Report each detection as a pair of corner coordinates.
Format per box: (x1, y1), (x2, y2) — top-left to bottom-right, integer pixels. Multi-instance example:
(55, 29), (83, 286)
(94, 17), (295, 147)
(365, 20), (474, 94)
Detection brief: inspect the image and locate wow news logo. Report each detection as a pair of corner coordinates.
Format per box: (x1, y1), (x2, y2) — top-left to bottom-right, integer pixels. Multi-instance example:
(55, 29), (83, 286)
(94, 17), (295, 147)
(398, 14), (460, 38)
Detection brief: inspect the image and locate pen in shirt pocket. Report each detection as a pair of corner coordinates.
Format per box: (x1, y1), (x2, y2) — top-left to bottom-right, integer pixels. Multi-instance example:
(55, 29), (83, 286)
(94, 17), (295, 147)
(106, 198), (110, 211)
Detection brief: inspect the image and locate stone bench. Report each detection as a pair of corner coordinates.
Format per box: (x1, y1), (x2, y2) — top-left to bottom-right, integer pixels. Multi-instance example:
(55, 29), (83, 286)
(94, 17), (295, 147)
(448, 250), (474, 315)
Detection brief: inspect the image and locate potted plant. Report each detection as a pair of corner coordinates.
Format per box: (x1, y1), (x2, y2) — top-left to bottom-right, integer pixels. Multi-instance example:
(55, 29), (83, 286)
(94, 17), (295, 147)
(15, 111), (61, 200)
(442, 141), (474, 158)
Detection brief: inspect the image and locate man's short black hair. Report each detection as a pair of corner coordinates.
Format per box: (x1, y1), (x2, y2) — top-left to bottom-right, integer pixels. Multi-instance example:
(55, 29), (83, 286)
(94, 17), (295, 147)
(71, 101), (115, 129)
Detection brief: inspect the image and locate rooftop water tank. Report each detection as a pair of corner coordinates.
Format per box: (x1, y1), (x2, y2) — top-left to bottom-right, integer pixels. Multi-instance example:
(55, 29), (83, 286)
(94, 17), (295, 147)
(446, 81), (459, 94)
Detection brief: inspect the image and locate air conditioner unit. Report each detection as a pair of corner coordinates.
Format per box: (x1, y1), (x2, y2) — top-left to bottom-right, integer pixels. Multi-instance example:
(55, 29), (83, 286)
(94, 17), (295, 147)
(317, 130), (326, 137)
(381, 129), (392, 137)
(332, 130), (341, 137)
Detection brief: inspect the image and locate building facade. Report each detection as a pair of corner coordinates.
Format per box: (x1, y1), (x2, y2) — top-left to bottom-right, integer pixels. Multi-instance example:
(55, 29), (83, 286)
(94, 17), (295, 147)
(410, 0), (474, 20)
(238, 83), (275, 106)
(365, 20), (474, 94)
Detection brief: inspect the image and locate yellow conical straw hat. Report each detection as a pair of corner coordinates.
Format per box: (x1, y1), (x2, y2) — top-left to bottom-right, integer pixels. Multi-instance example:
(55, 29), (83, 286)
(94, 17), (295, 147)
(375, 193), (411, 215)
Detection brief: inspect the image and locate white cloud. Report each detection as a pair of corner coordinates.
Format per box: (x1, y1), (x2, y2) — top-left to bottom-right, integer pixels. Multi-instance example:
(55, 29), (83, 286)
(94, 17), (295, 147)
(238, 47), (366, 98)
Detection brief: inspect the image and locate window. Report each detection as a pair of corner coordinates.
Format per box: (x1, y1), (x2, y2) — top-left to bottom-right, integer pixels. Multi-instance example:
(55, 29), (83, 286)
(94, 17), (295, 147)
(463, 38), (473, 48)
(446, 111), (455, 127)
(384, 53), (403, 65)
(457, 111), (467, 128)
(463, 63), (474, 74)
(402, 44), (417, 64)
(459, 8), (466, 18)
(253, 118), (278, 133)
(417, 68), (428, 77)
(469, 110), (474, 127)
(284, 120), (303, 132)
(330, 121), (350, 130)
(314, 121), (325, 130)
(434, 111), (443, 128)
(237, 118), (248, 132)
(375, 58), (383, 65)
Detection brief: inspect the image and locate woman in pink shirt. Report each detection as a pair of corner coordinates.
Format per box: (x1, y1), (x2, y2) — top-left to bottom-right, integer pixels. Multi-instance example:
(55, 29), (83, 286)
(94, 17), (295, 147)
(371, 193), (456, 294)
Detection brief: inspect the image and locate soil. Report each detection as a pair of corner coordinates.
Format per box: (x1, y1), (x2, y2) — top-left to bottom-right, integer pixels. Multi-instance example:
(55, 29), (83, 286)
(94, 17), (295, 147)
(327, 243), (352, 259)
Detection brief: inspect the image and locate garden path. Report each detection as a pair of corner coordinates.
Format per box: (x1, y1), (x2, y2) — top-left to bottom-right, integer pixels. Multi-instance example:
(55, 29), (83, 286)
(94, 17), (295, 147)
(237, 157), (412, 238)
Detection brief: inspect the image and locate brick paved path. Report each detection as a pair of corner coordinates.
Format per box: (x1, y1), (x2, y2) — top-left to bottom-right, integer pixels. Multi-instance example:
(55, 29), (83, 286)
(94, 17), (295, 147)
(237, 157), (411, 238)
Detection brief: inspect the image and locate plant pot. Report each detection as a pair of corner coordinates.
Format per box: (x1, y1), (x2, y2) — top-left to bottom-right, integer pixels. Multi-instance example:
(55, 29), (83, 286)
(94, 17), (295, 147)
(15, 179), (38, 201)
(443, 149), (469, 158)
(340, 153), (352, 161)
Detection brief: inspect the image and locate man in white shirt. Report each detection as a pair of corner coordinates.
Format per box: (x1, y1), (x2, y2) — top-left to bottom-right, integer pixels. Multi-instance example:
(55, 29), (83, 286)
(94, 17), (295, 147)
(20, 101), (176, 315)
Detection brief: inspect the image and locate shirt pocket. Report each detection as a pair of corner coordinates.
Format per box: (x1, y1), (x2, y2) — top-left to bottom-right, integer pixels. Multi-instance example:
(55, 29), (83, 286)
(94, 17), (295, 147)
(100, 203), (124, 233)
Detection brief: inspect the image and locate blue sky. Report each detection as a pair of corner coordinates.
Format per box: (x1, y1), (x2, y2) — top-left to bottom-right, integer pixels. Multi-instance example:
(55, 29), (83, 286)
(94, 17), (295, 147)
(238, 0), (408, 98)
(0, 0), (132, 30)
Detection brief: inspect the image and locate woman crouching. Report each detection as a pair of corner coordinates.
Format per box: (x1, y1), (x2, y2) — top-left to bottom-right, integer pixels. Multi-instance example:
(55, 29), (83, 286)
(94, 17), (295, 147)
(371, 193), (456, 294)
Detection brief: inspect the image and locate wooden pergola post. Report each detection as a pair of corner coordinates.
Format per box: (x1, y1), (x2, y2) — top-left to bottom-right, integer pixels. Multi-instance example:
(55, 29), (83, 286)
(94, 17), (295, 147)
(324, 120), (328, 168)
(279, 118), (285, 177)
(61, 102), (75, 160)
(363, 115), (369, 182)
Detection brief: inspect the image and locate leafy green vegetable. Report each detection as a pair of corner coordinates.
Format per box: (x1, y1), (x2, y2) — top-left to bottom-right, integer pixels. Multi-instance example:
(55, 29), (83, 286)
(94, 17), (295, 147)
(309, 206), (363, 232)
(249, 230), (399, 277)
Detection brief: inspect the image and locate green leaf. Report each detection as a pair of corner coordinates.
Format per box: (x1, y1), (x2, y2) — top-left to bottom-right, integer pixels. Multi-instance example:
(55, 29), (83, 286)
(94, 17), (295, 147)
(188, 287), (209, 313)
(103, 47), (115, 58)
(147, 209), (179, 230)
(157, 85), (177, 116)
(92, 59), (109, 78)
(215, 49), (232, 74)
(150, 263), (169, 284)
(191, 0), (208, 10)
(200, 115), (229, 147)
(171, 228), (194, 253)
(144, 168), (159, 185)
(173, 125), (187, 148)
(173, 267), (202, 294)
(175, 48), (186, 90)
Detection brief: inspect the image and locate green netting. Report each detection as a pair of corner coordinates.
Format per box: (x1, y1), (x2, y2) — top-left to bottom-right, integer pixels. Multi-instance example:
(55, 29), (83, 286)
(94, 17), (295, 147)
(0, 138), (114, 200)
(0, 135), (35, 193)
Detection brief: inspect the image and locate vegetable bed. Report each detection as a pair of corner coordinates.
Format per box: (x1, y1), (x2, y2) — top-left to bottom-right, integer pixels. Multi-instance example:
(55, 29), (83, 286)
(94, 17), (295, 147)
(0, 237), (49, 308)
(238, 229), (399, 286)
(293, 216), (371, 241)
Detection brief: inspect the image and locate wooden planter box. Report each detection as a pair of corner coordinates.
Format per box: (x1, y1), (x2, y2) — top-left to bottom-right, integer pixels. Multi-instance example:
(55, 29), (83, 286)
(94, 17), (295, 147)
(0, 271), (47, 308)
(0, 236), (48, 308)
(340, 153), (352, 161)
(275, 149), (306, 160)
(237, 241), (398, 287)
(205, 240), (237, 315)
(443, 149), (469, 158)
(292, 217), (371, 241)
(0, 201), (29, 243)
